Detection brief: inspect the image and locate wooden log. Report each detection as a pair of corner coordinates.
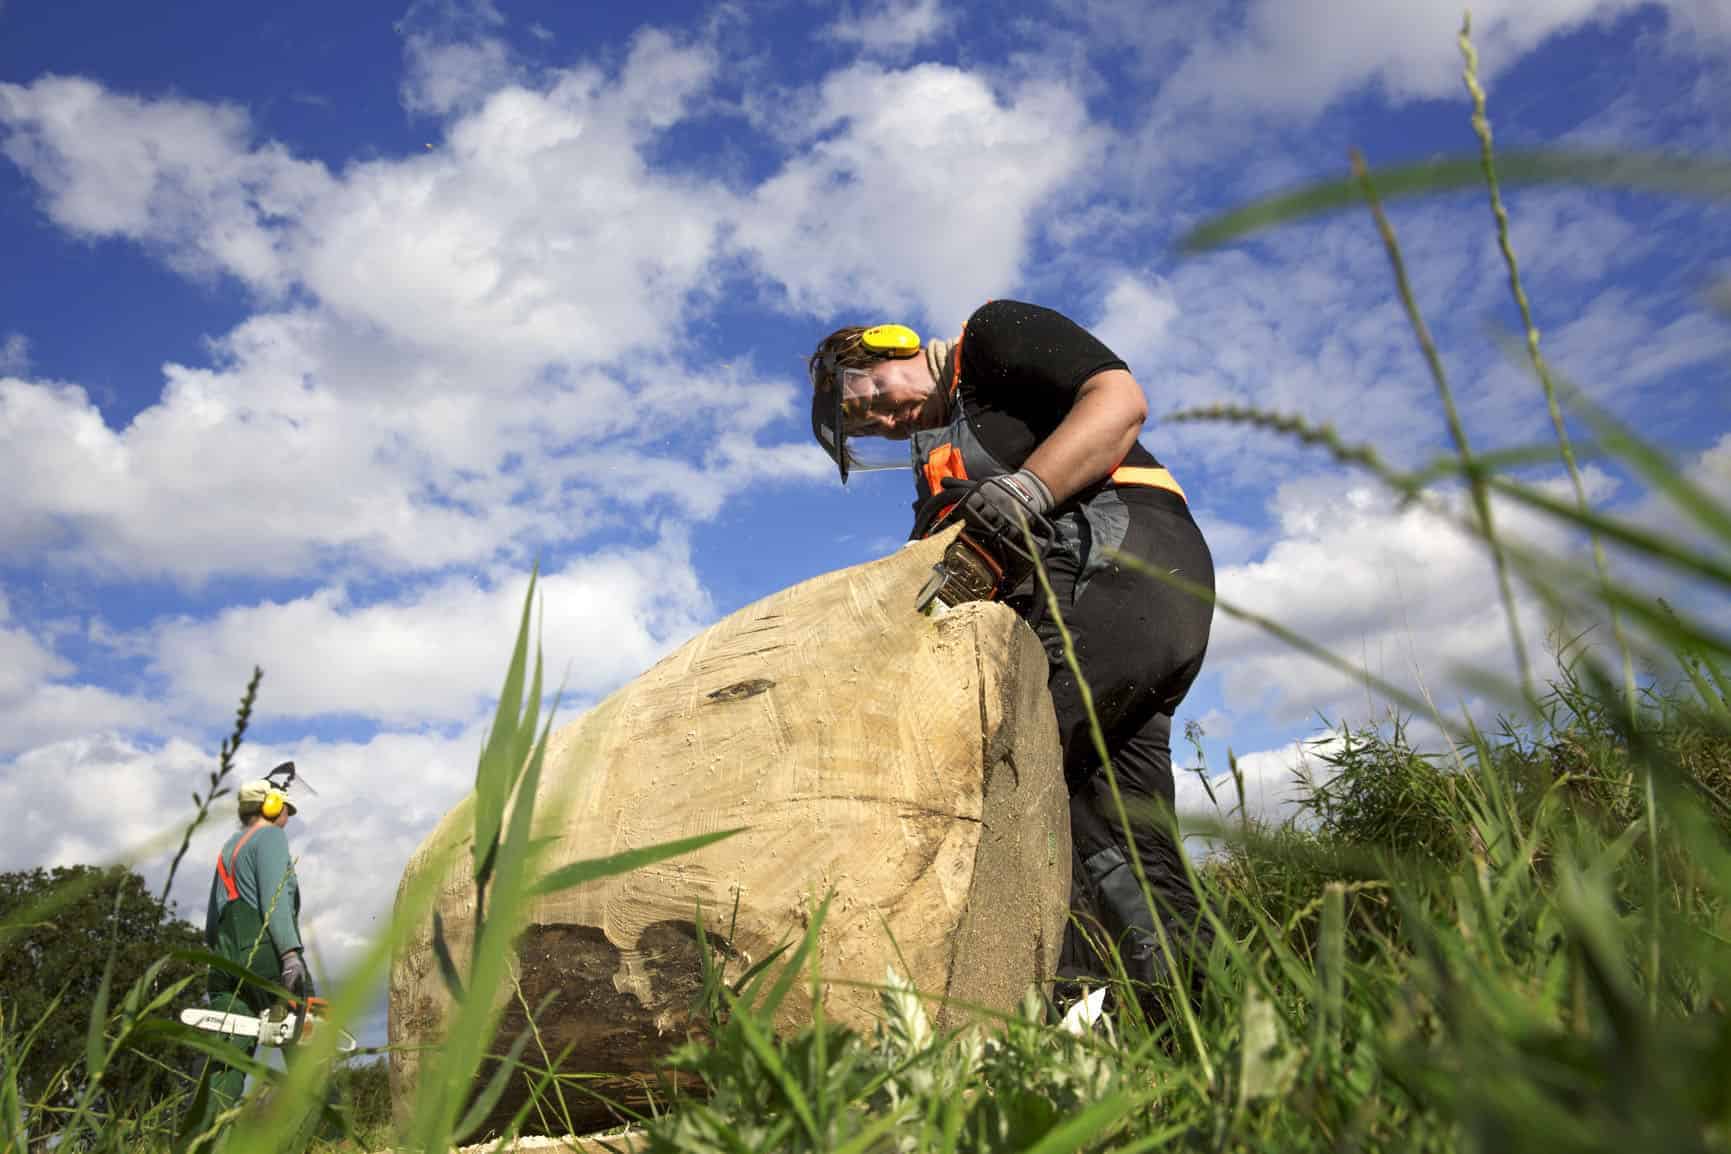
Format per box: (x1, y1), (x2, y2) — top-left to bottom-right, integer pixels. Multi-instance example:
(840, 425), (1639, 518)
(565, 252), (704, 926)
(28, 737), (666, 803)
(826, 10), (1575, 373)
(388, 529), (1070, 1135)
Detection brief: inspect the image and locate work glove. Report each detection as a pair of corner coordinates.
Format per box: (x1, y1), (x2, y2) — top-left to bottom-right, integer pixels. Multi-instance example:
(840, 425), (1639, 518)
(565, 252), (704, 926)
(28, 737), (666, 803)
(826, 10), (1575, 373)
(279, 948), (310, 998)
(942, 469), (1054, 546)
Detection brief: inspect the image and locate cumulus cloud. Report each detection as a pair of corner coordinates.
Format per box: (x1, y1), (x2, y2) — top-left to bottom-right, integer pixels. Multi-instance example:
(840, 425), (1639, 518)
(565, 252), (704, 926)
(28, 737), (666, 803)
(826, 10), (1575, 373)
(1201, 466), (1646, 730)
(1086, 184), (1723, 500)
(0, 590), (152, 757)
(0, 315), (824, 582)
(823, 0), (952, 55)
(1155, 0), (1727, 122)
(0, 733), (216, 875)
(0, 334), (28, 375)
(300, 32), (733, 369)
(0, 55), (1102, 587)
(0, 76), (332, 291)
(0, 315), (551, 580)
(147, 538), (713, 725)
(0, 41), (731, 369)
(1697, 432), (1731, 496)
(1174, 734), (1347, 828)
(398, 0), (515, 117)
(0, 44), (831, 588)
(735, 63), (1098, 328)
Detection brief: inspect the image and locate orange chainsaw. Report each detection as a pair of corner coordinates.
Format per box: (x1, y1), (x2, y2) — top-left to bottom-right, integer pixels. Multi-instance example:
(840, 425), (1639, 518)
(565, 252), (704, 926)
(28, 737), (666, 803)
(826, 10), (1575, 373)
(912, 477), (1059, 614)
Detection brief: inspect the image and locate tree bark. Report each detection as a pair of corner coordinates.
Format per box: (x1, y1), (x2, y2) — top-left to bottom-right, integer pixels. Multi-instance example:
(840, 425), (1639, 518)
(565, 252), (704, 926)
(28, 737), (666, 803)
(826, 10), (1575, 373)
(388, 528), (1070, 1135)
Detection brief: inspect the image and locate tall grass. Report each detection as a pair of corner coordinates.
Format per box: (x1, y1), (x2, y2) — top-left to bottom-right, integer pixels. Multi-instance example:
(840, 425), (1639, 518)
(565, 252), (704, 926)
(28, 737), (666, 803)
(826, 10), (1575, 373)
(4, 14), (1730, 1153)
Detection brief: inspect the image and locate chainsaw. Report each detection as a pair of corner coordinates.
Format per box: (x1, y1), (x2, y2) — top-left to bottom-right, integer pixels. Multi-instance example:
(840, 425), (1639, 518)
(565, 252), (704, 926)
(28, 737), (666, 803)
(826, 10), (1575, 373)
(912, 478), (1060, 614)
(180, 996), (358, 1053)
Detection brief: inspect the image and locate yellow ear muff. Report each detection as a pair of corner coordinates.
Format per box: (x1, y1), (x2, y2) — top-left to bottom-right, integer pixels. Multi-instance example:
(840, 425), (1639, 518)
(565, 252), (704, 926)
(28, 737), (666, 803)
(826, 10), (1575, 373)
(261, 789), (285, 819)
(860, 323), (921, 358)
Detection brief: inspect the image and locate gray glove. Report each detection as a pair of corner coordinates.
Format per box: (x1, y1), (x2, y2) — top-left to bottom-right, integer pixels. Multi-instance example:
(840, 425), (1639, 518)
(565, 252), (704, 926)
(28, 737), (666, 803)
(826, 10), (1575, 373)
(946, 468), (1054, 543)
(278, 948), (310, 997)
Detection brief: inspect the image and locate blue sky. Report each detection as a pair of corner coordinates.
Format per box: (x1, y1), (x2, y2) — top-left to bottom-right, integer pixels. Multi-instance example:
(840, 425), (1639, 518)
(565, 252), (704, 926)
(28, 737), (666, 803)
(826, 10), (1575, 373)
(2, 0), (1729, 1015)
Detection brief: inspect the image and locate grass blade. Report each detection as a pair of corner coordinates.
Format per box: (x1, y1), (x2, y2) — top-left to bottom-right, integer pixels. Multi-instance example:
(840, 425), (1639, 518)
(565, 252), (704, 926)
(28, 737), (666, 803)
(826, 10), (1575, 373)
(1181, 150), (1731, 251)
(530, 828), (746, 897)
(1018, 1090), (1144, 1154)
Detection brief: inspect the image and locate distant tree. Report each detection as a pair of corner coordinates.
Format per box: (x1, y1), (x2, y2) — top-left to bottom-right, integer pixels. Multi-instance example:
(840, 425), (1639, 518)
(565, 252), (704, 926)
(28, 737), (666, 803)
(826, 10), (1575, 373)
(0, 864), (206, 1110)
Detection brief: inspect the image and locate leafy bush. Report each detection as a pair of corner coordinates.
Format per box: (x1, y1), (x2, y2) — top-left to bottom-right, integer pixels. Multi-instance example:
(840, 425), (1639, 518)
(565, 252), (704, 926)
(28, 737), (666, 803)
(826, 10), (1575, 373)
(0, 865), (205, 1112)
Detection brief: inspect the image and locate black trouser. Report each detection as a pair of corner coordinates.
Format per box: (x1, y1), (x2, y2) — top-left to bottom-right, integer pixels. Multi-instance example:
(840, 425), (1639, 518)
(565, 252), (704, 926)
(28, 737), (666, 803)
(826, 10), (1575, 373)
(1005, 493), (1215, 1007)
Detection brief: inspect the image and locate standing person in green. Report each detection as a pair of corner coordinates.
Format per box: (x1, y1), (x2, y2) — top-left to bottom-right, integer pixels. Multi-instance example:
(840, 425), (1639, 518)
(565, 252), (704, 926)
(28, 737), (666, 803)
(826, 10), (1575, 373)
(192, 774), (309, 1135)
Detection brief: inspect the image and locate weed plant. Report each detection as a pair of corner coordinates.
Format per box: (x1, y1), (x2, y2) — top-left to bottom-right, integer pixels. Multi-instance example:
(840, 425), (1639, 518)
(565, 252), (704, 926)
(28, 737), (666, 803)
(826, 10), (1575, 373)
(4, 14), (1731, 1153)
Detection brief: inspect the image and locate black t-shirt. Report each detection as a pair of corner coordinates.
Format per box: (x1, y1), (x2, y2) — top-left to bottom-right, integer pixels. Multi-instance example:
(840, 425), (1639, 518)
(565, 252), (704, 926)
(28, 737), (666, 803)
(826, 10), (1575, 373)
(956, 299), (1165, 477)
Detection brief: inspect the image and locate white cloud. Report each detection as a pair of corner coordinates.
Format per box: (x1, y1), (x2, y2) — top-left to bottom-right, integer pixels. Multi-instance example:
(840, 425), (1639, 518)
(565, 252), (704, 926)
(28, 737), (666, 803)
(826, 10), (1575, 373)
(1548, 287), (1731, 391)
(1087, 240), (1464, 492)
(1660, 0), (1731, 47)
(396, 0), (512, 117)
(0, 590), (152, 756)
(0, 334), (28, 375)
(1206, 473), (1622, 725)
(0, 76), (332, 291)
(1155, 0), (1726, 122)
(0, 315), (552, 580)
(404, 37), (516, 117)
(0, 733), (216, 875)
(1175, 735), (1343, 827)
(1086, 183), (1718, 500)
(399, 0), (514, 117)
(734, 63), (1098, 329)
(1, 40), (731, 369)
(0, 292), (826, 583)
(302, 32), (733, 369)
(1090, 275), (1179, 371)
(824, 0), (952, 55)
(1697, 432), (1731, 495)
(146, 538), (712, 725)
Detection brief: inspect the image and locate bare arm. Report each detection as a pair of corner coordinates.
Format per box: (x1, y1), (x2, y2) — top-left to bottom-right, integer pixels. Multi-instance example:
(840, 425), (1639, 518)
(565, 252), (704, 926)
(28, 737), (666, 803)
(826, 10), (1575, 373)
(1021, 369), (1148, 505)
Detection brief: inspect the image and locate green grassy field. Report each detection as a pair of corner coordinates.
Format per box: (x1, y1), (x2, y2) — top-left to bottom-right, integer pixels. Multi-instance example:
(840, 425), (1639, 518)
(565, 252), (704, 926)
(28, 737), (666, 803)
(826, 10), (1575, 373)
(5, 20), (1730, 1154)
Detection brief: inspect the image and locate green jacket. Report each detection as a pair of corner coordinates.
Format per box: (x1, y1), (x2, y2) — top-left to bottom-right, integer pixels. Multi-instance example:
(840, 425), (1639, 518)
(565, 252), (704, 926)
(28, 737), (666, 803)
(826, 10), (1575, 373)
(204, 823), (303, 1007)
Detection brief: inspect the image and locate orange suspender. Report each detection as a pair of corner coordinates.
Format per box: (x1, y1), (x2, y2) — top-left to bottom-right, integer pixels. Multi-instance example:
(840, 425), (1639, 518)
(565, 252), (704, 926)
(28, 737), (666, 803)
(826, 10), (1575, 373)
(948, 328), (965, 399)
(215, 825), (265, 902)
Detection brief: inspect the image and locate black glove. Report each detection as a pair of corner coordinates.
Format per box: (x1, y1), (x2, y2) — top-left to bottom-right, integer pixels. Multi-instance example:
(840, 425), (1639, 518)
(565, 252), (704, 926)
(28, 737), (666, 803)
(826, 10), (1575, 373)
(941, 469), (1054, 547)
(279, 948), (310, 997)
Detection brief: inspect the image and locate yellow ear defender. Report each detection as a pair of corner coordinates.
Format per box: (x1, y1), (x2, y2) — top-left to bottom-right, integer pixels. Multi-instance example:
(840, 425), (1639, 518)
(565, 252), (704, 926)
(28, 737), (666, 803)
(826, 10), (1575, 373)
(859, 323), (922, 358)
(261, 788), (286, 819)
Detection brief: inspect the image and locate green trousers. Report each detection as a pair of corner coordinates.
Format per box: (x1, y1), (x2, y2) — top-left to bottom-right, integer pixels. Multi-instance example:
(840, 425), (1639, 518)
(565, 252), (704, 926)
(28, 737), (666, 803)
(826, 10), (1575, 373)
(185, 990), (259, 1149)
